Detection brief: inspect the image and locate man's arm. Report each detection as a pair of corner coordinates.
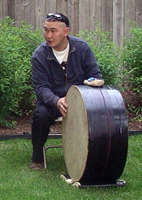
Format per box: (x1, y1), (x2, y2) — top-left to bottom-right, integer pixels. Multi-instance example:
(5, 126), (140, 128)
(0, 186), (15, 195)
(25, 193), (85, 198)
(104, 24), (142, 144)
(82, 43), (104, 86)
(31, 58), (60, 108)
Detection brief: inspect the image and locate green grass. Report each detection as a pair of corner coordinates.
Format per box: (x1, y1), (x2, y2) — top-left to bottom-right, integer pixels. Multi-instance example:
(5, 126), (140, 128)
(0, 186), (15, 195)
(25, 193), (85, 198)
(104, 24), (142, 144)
(0, 135), (142, 200)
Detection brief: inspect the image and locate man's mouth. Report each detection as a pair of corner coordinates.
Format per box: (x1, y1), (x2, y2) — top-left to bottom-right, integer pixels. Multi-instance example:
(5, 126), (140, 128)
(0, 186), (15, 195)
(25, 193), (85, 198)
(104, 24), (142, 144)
(48, 41), (53, 45)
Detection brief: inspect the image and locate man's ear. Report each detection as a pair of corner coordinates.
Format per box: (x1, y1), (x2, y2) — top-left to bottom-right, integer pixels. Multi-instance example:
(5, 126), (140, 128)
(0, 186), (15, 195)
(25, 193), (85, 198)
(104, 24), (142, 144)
(64, 27), (70, 36)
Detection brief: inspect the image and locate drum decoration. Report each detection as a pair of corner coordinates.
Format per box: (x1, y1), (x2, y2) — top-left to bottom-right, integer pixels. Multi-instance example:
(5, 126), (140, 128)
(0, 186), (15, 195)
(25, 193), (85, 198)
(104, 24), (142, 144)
(62, 85), (128, 186)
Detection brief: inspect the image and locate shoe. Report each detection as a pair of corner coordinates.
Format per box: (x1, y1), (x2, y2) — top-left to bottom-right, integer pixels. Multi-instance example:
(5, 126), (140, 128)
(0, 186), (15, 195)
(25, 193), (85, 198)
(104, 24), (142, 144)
(30, 162), (44, 170)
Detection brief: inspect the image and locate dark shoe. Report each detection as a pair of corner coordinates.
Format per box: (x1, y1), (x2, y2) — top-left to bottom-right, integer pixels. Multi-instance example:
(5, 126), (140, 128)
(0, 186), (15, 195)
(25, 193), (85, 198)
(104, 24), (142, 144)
(30, 162), (44, 170)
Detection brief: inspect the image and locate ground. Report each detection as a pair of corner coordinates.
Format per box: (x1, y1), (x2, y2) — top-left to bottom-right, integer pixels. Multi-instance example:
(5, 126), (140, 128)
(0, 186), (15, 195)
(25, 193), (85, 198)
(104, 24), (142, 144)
(0, 114), (141, 135)
(0, 114), (61, 135)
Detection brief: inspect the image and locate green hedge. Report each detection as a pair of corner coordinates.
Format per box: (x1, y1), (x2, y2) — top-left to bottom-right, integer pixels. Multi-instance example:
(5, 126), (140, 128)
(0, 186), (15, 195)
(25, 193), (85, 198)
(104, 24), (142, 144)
(78, 27), (120, 86)
(0, 17), (42, 127)
(121, 23), (142, 118)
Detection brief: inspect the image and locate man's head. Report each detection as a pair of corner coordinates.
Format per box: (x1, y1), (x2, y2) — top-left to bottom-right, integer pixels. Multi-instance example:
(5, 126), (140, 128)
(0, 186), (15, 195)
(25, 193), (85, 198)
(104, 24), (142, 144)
(46, 13), (69, 27)
(44, 13), (70, 51)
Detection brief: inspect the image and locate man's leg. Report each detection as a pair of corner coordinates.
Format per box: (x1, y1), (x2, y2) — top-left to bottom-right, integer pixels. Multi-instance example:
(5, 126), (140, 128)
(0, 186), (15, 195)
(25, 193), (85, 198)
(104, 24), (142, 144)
(31, 102), (60, 169)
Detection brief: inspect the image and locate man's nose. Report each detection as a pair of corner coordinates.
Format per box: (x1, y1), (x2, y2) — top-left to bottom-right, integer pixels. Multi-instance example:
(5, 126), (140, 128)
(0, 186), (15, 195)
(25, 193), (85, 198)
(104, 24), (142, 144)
(47, 31), (52, 38)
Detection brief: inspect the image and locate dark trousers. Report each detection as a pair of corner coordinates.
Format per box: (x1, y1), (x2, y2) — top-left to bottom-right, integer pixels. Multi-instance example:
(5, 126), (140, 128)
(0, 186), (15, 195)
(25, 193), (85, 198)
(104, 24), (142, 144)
(31, 101), (61, 163)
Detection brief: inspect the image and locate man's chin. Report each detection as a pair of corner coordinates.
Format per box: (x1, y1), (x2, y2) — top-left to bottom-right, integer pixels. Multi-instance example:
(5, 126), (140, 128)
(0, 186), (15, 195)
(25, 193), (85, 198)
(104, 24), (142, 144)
(47, 41), (54, 47)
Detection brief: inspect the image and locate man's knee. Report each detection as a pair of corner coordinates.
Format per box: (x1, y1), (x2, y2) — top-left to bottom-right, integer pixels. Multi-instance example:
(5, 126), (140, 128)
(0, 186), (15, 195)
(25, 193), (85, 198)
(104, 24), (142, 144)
(38, 105), (49, 120)
(33, 103), (56, 124)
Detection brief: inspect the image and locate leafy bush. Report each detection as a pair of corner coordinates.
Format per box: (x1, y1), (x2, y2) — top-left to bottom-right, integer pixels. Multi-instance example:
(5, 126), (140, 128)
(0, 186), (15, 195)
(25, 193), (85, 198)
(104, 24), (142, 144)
(78, 27), (120, 86)
(122, 23), (142, 92)
(0, 17), (42, 127)
(121, 23), (142, 119)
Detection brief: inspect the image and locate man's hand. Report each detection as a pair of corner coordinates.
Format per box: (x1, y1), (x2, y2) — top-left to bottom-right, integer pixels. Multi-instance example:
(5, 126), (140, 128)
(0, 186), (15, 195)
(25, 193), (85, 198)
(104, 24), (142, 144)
(57, 97), (68, 118)
(84, 77), (104, 87)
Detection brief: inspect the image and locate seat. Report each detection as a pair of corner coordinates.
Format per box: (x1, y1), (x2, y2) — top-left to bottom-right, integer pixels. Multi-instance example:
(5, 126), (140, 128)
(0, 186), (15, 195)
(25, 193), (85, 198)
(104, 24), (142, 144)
(43, 117), (62, 169)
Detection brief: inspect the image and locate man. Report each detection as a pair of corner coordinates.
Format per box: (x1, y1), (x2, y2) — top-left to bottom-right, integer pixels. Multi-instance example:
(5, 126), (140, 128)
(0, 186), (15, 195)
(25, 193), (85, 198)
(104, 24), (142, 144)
(31, 13), (103, 169)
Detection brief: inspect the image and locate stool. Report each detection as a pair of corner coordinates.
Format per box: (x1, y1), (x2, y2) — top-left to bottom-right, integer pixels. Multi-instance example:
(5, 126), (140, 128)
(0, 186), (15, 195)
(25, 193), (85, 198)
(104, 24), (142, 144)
(43, 117), (62, 169)
(43, 145), (62, 169)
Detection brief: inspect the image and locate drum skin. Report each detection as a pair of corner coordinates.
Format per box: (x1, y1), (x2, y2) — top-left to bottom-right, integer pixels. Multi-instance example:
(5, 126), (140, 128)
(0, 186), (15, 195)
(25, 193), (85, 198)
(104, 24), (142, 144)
(62, 85), (128, 185)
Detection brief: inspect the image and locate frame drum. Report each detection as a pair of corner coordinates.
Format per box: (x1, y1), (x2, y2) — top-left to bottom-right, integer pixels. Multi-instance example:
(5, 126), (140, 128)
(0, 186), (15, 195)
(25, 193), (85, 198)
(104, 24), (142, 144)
(62, 85), (128, 185)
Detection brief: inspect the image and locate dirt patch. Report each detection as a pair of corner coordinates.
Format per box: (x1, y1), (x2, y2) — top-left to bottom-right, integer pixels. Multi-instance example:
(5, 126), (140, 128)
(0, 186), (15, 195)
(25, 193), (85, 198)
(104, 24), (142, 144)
(0, 114), (61, 135)
(128, 121), (142, 132)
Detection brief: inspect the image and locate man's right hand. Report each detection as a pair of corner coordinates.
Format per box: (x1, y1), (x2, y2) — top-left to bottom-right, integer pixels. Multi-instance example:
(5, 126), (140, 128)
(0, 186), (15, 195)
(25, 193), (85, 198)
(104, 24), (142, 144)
(57, 97), (68, 118)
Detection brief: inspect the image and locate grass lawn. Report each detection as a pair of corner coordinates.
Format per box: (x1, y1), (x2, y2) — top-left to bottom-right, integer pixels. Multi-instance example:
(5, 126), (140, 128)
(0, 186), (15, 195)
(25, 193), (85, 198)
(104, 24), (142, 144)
(0, 134), (142, 200)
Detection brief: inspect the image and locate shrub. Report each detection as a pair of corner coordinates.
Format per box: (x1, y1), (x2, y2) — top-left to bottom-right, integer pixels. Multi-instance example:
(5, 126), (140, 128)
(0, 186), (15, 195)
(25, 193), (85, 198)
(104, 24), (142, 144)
(0, 17), (42, 127)
(78, 27), (120, 86)
(121, 23), (142, 120)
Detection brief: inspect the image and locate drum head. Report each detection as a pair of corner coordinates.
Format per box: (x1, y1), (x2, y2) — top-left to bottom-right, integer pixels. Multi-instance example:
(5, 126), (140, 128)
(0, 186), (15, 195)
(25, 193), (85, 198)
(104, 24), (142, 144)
(62, 85), (88, 182)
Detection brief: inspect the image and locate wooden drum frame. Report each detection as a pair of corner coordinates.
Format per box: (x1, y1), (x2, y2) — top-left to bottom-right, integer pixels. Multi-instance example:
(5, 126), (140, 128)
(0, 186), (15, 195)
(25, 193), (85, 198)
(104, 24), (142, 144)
(62, 85), (128, 185)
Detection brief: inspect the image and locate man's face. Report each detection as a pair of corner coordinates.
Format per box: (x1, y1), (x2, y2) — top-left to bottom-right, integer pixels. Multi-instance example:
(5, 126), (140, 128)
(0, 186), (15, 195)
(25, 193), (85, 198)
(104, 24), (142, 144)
(44, 20), (69, 51)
